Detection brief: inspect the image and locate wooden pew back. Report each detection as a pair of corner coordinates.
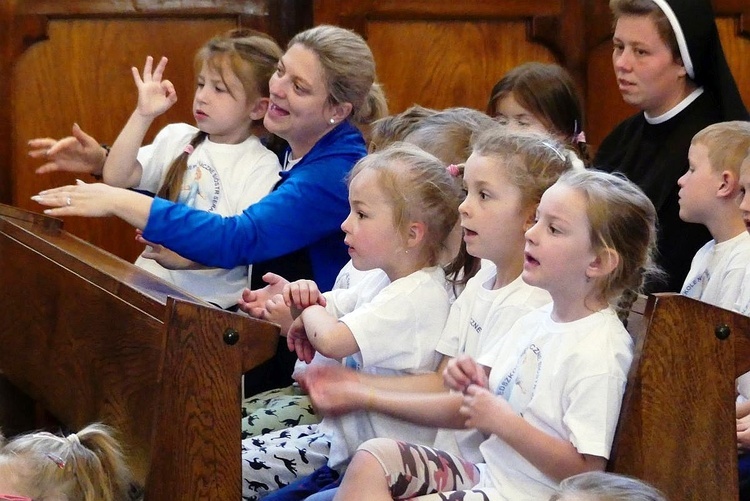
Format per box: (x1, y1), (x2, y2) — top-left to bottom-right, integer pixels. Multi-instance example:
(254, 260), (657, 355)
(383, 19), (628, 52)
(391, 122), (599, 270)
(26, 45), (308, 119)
(609, 293), (750, 500)
(0, 204), (280, 500)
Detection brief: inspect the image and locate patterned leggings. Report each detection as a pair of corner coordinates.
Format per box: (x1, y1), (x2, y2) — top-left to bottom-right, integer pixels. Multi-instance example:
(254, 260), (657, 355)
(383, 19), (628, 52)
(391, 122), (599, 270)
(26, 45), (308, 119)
(358, 438), (501, 501)
(241, 424), (331, 500)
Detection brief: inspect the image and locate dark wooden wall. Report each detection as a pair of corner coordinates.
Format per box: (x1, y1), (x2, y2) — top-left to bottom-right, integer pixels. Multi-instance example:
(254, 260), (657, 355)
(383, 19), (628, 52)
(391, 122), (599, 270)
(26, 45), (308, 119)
(2, 0), (749, 264)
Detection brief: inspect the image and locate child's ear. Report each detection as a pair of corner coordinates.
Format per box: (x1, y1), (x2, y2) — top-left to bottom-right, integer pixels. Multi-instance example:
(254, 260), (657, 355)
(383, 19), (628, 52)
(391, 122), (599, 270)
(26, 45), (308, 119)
(717, 170), (738, 198)
(249, 97), (270, 121)
(405, 221), (426, 250)
(586, 247), (620, 280)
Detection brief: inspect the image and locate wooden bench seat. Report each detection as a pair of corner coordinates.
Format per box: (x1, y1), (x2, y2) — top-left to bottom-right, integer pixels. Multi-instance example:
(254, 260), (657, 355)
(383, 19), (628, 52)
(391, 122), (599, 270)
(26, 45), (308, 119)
(0, 203), (280, 500)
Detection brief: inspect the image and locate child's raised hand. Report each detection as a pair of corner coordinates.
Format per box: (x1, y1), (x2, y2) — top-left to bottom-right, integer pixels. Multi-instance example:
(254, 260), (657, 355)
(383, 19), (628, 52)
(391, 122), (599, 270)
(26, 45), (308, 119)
(262, 294), (294, 334)
(283, 279), (326, 319)
(443, 354), (488, 392)
(287, 316), (317, 364)
(132, 56), (177, 118)
(460, 384), (513, 435)
(238, 272), (290, 316)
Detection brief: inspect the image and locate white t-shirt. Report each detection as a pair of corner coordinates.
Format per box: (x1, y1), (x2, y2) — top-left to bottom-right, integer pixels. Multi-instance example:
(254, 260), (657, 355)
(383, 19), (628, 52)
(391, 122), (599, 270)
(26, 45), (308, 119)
(134, 123), (281, 307)
(681, 232), (750, 311)
(293, 266), (390, 376)
(320, 266), (451, 469)
(432, 265), (551, 462)
(475, 304), (633, 501)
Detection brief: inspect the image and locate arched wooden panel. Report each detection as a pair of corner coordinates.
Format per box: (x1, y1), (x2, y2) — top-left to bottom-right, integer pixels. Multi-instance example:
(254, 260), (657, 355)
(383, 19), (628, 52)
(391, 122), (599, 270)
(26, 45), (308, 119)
(717, 17), (750, 113)
(367, 20), (556, 113)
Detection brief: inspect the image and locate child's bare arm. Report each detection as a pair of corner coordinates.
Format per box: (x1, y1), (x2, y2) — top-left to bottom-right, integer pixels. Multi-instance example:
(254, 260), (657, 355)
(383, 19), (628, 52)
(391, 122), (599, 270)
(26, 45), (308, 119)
(461, 384), (606, 482)
(293, 305), (358, 359)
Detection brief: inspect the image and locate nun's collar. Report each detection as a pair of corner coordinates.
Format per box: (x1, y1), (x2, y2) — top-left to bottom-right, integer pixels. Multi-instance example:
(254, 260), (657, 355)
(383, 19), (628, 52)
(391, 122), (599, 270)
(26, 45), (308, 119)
(644, 87), (703, 124)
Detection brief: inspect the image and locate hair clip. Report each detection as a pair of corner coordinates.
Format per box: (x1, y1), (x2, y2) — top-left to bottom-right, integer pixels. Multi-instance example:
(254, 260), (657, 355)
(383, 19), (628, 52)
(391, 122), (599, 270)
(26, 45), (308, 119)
(183, 144), (195, 155)
(540, 141), (566, 162)
(45, 452), (66, 469)
(574, 131), (587, 144)
(446, 164), (461, 177)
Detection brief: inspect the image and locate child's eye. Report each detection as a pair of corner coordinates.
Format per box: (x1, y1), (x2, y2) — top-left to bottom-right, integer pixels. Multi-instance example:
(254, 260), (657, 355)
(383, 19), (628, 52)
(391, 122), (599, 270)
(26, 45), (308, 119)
(548, 225), (559, 235)
(275, 65), (285, 76)
(357, 211), (366, 219)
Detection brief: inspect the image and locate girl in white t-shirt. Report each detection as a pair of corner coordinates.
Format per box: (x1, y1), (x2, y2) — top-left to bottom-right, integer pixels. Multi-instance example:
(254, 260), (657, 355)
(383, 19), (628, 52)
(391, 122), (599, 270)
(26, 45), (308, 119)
(101, 29), (283, 308)
(238, 143), (470, 499)
(333, 169), (660, 501)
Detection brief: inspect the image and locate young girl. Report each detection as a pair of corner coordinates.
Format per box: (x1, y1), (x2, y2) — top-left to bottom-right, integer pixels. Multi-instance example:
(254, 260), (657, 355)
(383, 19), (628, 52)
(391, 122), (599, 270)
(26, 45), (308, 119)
(103, 28), (283, 309)
(237, 143), (467, 500)
(0, 423), (135, 501)
(332, 169), (659, 501)
(487, 62), (589, 166)
(237, 107), (493, 440)
(551, 471), (668, 501)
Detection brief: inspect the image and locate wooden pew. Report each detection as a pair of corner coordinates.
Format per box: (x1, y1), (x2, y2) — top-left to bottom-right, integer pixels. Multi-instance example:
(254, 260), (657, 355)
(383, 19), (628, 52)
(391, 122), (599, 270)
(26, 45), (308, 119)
(0, 203), (280, 500)
(609, 293), (750, 500)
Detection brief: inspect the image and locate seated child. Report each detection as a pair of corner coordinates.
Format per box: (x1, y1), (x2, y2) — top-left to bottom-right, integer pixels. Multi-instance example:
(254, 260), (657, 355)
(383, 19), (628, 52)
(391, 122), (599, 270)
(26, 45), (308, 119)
(239, 143), (469, 500)
(0, 423), (136, 501)
(677, 121), (750, 310)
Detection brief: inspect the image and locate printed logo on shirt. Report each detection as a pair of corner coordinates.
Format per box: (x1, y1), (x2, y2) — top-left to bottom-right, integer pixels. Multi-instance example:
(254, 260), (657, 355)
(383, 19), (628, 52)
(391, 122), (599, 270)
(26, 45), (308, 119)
(496, 343), (542, 416)
(178, 161), (222, 211)
(681, 270), (708, 299)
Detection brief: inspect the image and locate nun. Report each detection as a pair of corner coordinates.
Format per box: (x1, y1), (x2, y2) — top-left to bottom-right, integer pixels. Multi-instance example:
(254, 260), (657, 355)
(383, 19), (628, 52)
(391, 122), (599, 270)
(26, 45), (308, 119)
(594, 0), (749, 292)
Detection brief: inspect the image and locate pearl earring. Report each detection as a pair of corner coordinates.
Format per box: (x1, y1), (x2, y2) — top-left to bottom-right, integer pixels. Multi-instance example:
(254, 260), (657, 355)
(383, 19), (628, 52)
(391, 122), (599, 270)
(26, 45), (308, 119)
(329, 118), (336, 125)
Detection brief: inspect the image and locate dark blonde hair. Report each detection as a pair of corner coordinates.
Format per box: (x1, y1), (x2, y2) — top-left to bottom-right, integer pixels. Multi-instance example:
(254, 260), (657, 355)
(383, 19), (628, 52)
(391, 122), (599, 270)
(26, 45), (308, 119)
(405, 107), (497, 166)
(368, 105), (438, 153)
(609, 0), (681, 62)
(158, 28), (283, 201)
(551, 471), (668, 501)
(471, 126), (577, 210)
(348, 143), (464, 270)
(290, 25), (388, 127)
(691, 121), (750, 177)
(1, 423), (134, 501)
(486, 62), (589, 164)
(555, 170), (660, 308)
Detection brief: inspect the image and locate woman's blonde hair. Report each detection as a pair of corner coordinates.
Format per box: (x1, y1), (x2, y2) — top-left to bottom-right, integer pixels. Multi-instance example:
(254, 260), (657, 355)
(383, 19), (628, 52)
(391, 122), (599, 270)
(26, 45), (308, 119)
(158, 28), (283, 202)
(290, 25), (388, 126)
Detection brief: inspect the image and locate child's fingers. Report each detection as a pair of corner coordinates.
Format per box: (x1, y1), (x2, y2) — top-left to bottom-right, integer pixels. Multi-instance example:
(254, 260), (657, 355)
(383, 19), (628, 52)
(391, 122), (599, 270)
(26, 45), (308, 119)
(153, 56), (168, 80)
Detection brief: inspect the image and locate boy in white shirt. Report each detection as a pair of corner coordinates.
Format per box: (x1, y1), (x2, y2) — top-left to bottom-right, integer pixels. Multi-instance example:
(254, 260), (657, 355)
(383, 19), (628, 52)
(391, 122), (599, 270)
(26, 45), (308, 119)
(676, 121), (750, 310)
